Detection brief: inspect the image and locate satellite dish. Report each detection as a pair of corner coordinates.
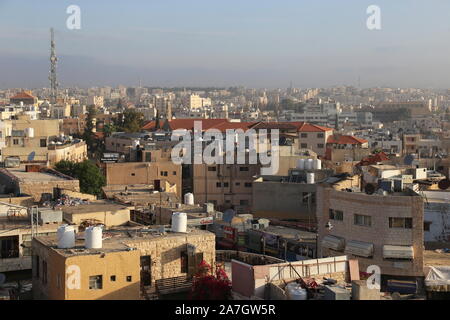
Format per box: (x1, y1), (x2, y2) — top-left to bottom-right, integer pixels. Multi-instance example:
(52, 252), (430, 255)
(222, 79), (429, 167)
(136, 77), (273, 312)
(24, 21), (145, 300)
(0, 273), (5, 286)
(364, 184), (376, 195)
(404, 154), (415, 166)
(438, 179), (450, 190)
(27, 151), (36, 162)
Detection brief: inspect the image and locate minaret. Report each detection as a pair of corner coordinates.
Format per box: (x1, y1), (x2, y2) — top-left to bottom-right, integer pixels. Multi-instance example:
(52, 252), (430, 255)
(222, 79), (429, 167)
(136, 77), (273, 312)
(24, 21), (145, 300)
(49, 28), (58, 104)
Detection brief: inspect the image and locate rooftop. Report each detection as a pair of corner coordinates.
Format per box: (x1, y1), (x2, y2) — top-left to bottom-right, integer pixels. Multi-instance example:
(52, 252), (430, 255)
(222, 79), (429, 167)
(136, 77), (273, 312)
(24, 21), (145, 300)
(34, 227), (213, 258)
(60, 200), (132, 215)
(1, 166), (75, 182)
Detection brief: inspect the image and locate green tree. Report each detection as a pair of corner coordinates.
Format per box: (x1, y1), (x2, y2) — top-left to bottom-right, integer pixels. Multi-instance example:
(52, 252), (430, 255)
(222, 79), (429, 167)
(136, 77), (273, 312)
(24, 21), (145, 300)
(118, 109), (145, 133)
(83, 106), (97, 152)
(55, 160), (106, 196)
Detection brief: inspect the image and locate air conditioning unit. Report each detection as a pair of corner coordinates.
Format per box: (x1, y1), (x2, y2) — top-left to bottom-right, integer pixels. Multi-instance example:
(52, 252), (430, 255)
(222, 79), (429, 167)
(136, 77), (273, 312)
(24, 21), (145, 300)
(383, 245), (414, 260)
(322, 235), (345, 251)
(345, 240), (374, 258)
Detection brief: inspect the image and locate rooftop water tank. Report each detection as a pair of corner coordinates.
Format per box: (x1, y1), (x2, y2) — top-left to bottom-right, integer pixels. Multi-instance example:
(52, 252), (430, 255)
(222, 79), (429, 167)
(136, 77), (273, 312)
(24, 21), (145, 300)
(297, 159), (305, 170)
(305, 159), (314, 170)
(313, 159), (322, 170)
(286, 282), (307, 300)
(172, 212), (187, 233)
(306, 172), (315, 184)
(184, 193), (194, 205)
(85, 226), (103, 249)
(25, 127), (34, 138)
(57, 224), (75, 249)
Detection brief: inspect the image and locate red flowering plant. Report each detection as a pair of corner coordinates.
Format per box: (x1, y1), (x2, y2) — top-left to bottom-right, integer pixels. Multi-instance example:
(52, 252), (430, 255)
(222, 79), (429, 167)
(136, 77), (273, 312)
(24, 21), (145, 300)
(189, 260), (232, 300)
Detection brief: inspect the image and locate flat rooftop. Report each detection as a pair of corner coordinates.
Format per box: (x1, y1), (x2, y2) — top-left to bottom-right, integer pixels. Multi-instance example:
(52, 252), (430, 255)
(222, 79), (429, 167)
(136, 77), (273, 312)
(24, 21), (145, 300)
(102, 184), (179, 205)
(3, 166), (74, 182)
(61, 200), (132, 215)
(262, 225), (317, 241)
(424, 250), (450, 267)
(34, 227), (213, 258)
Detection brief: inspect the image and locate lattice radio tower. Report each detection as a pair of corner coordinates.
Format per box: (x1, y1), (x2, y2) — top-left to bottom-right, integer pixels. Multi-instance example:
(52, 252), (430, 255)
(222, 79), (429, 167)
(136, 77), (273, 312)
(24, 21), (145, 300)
(49, 27), (58, 104)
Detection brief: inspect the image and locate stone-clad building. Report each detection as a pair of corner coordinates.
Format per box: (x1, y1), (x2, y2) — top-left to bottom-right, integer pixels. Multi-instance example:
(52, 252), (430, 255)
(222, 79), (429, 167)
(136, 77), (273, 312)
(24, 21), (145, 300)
(32, 227), (215, 300)
(317, 177), (424, 280)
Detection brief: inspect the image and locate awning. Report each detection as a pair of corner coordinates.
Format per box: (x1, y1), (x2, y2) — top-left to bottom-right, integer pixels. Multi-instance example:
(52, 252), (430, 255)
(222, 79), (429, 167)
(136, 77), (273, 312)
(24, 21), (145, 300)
(322, 235), (345, 251)
(383, 245), (414, 260)
(425, 266), (450, 291)
(345, 240), (374, 258)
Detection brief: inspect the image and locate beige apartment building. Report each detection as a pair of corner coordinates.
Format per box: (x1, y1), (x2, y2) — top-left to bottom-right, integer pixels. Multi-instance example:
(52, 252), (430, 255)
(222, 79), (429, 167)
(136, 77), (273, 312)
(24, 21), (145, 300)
(317, 178), (424, 279)
(0, 116), (87, 164)
(104, 162), (182, 198)
(32, 228), (215, 300)
(296, 123), (334, 157)
(192, 163), (260, 213)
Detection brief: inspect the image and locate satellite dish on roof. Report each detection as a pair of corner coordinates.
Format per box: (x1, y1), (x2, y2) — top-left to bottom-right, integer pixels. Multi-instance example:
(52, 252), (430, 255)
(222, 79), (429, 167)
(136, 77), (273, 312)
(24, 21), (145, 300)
(364, 183), (376, 195)
(27, 151), (36, 162)
(0, 273), (5, 286)
(404, 154), (415, 166)
(438, 179), (450, 190)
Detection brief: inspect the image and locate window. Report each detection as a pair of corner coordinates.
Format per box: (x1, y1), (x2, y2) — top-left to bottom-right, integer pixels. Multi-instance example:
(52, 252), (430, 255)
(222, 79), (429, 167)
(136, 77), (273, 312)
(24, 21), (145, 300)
(56, 274), (61, 289)
(329, 209), (343, 221)
(240, 167), (249, 172)
(126, 276), (132, 282)
(173, 171), (177, 175)
(0, 236), (19, 258)
(34, 256), (40, 278)
(42, 261), (48, 285)
(208, 166), (217, 172)
(317, 144), (324, 148)
(13, 139), (19, 145)
(354, 214), (371, 227)
(110, 275), (116, 282)
(240, 199), (249, 206)
(131, 173), (135, 176)
(424, 221), (432, 232)
(216, 182), (221, 188)
(301, 133), (308, 138)
(40, 139), (47, 147)
(89, 275), (103, 290)
(317, 133), (324, 138)
(301, 143), (307, 148)
(181, 251), (188, 273)
(235, 182), (240, 186)
(244, 182), (252, 188)
(389, 217), (412, 229)
(160, 171), (168, 177)
(223, 182), (229, 188)
(145, 153), (151, 162)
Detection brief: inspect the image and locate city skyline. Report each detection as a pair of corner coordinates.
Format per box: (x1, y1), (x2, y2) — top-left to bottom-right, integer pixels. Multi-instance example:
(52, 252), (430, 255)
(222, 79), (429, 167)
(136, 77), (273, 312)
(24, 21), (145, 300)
(2, 1), (450, 88)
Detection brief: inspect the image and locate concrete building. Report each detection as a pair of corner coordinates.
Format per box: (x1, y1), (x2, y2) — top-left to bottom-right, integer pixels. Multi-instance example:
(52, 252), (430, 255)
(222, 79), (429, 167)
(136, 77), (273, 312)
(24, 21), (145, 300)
(0, 166), (80, 202)
(316, 176), (425, 280)
(104, 162), (181, 198)
(32, 227), (216, 300)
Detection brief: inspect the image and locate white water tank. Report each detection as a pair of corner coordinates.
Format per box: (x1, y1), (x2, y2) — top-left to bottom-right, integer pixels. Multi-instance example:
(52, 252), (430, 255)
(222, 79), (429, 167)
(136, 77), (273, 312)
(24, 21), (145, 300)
(296, 159), (305, 170)
(184, 193), (194, 205)
(57, 224), (75, 249)
(172, 212), (187, 233)
(85, 226), (103, 249)
(132, 139), (140, 149)
(313, 159), (322, 170)
(306, 159), (314, 170)
(286, 282), (307, 300)
(25, 127), (34, 138)
(306, 173), (315, 184)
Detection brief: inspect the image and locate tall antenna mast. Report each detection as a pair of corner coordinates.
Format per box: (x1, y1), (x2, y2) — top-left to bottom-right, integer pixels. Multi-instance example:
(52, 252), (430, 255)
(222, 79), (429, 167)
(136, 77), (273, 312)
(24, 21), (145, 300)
(49, 27), (58, 104)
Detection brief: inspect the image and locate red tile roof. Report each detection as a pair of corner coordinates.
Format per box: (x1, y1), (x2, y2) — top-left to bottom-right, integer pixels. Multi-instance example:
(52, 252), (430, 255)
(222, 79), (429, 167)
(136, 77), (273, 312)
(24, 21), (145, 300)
(357, 152), (390, 166)
(297, 123), (333, 132)
(10, 91), (35, 100)
(327, 135), (368, 145)
(142, 119), (334, 133)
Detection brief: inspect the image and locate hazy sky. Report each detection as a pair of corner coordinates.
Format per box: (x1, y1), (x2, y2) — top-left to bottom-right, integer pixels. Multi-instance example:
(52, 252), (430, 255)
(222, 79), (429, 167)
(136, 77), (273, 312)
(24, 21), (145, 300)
(1, 0), (450, 89)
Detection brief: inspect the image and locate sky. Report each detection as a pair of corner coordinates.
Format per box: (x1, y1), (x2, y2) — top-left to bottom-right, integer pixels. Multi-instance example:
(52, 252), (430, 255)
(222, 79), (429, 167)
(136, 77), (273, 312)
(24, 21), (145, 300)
(1, 0), (450, 89)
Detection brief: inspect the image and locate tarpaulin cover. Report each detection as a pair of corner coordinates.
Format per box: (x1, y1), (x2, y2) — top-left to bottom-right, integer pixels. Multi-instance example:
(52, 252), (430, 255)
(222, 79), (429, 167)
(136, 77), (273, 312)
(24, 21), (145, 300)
(425, 266), (450, 287)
